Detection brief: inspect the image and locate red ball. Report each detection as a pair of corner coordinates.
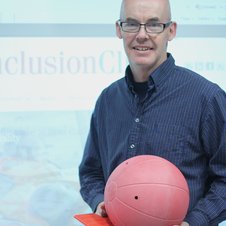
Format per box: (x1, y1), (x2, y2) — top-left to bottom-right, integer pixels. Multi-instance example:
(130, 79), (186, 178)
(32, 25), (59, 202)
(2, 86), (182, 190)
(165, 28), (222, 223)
(104, 155), (189, 226)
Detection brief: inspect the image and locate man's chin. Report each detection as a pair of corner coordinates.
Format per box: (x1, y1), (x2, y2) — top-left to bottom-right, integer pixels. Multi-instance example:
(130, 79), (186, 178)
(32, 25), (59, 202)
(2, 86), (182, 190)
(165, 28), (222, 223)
(133, 60), (153, 67)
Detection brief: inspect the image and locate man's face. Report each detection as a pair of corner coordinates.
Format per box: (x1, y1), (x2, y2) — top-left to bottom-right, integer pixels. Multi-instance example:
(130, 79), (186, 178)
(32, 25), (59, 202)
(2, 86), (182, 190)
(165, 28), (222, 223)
(116, 0), (176, 75)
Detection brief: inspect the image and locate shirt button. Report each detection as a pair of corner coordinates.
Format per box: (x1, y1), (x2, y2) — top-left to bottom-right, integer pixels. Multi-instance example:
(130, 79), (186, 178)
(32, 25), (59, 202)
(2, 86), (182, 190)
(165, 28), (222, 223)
(130, 144), (135, 149)
(135, 118), (140, 123)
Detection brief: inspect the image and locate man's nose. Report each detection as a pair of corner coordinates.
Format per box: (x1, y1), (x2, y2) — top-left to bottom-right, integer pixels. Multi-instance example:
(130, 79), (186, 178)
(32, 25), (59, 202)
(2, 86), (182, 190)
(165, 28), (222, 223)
(136, 25), (149, 40)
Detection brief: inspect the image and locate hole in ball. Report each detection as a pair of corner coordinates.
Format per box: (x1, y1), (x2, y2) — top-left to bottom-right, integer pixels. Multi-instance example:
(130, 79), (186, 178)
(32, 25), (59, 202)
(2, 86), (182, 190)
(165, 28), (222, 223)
(134, 196), (138, 200)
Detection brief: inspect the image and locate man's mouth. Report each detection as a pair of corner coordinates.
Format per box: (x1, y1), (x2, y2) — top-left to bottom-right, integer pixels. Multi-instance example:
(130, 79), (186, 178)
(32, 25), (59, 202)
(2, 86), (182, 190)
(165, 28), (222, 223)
(133, 47), (153, 51)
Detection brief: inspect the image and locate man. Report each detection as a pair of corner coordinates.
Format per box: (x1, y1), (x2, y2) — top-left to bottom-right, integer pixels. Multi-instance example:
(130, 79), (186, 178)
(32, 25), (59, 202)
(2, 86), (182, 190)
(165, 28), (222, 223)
(79, 0), (226, 225)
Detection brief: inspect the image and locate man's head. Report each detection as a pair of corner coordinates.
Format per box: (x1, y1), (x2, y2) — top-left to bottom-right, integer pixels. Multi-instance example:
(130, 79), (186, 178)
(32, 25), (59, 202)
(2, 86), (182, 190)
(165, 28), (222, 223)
(116, 0), (177, 79)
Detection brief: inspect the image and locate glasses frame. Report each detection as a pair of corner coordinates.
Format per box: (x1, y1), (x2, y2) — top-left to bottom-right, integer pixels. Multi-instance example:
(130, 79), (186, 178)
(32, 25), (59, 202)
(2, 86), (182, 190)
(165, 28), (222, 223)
(118, 20), (172, 34)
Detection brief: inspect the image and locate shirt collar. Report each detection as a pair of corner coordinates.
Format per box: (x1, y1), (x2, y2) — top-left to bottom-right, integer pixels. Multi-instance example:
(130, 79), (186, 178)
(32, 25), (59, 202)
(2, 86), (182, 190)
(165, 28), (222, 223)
(125, 53), (175, 91)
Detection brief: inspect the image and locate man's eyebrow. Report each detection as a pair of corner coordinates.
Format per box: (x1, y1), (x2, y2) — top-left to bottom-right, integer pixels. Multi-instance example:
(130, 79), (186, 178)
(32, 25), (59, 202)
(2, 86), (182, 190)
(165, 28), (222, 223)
(147, 17), (160, 22)
(124, 17), (139, 22)
(123, 17), (161, 23)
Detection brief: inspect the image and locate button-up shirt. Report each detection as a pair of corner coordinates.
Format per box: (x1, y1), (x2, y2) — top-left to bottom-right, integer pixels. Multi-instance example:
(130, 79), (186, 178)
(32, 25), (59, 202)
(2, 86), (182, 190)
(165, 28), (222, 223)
(79, 53), (226, 225)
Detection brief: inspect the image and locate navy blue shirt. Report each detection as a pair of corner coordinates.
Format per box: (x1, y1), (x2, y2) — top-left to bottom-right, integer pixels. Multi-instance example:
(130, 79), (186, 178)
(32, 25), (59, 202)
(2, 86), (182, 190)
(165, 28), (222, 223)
(79, 54), (226, 225)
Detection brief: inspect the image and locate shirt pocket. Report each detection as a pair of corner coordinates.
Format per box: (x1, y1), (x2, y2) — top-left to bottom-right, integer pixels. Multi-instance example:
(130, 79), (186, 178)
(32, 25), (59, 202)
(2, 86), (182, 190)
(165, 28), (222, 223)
(143, 123), (186, 161)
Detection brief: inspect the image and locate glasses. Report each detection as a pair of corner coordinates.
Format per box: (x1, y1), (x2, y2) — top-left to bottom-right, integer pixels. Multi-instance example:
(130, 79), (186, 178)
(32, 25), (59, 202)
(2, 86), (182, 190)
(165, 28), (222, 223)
(118, 20), (172, 34)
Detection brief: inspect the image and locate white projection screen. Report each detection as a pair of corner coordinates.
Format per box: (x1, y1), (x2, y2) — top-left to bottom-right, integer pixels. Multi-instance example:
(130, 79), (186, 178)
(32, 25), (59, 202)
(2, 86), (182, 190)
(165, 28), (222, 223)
(0, 0), (226, 225)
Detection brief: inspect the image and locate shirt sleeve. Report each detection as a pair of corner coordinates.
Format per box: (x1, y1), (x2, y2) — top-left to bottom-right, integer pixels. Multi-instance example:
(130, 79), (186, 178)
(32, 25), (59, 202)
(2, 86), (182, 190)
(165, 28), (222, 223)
(79, 97), (105, 212)
(185, 89), (226, 225)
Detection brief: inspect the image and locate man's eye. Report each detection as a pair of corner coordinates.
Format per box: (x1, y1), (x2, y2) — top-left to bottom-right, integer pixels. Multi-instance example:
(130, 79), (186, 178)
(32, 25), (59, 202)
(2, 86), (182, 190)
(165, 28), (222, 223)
(127, 22), (138, 27)
(147, 23), (160, 27)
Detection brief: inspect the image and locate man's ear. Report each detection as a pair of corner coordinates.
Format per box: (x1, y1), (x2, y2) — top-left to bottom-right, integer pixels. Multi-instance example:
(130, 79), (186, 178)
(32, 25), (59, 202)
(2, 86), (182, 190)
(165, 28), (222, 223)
(168, 22), (177, 41)
(115, 21), (123, 39)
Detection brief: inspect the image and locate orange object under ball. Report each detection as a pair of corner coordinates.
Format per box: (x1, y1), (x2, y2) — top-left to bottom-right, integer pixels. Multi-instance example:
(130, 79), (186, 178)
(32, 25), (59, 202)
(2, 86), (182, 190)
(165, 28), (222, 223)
(104, 155), (189, 226)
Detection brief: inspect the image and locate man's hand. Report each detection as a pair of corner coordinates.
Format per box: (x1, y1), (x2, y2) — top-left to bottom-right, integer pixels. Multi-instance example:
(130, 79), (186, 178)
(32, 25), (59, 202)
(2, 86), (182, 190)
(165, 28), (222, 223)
(95, 201), (107, 217)
(173, 222), (189, 226)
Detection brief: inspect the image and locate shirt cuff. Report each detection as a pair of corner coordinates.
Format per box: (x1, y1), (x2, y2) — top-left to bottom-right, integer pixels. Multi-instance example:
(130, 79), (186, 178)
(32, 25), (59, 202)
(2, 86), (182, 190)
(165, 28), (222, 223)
(185, 210), (209, 226)
(90, 193), (104, 212)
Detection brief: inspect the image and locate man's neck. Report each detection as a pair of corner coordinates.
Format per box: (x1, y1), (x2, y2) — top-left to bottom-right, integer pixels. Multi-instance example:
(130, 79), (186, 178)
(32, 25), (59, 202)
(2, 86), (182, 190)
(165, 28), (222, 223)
(130, 54), (169, 82)
(130, 66), (152, 82)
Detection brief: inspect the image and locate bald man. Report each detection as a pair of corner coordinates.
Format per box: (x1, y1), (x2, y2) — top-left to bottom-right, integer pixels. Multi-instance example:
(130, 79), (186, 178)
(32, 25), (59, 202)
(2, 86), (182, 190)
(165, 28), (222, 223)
(79, 0), (226, 225)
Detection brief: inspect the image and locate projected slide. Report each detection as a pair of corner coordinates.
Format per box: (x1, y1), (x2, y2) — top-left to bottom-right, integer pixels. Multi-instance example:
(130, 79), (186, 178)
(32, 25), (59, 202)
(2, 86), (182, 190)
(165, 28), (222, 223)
(0, 38), (126, 111)
(1, 0), (226, 24)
